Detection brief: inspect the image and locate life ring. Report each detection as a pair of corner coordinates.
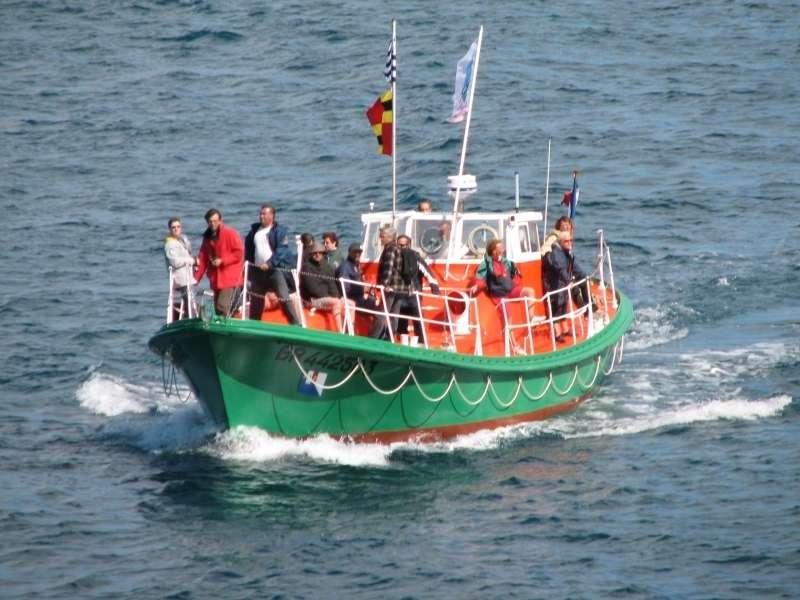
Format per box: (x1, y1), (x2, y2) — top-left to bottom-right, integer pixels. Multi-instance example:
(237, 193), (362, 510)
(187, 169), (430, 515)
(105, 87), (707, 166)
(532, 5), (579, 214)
(466, 224), (498, 256)
(419, 227), (445, 256)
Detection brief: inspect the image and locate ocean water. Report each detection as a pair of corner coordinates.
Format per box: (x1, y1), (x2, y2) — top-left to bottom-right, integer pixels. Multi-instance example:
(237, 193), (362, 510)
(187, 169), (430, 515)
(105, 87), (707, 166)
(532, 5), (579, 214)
(2, 1), (799, 598)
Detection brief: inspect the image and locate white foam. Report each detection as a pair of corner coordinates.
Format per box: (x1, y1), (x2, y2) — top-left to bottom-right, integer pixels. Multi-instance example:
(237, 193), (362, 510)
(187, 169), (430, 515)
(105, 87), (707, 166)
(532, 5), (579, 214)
(206, 427), (394, 467)
(673, 341), (797, 384)
(564, 395), (792, 439)
(626, 304), (690, 350)
(717, 277), (730, 286)
(77, 372), (153, 416)
(77, 371), (219, 452)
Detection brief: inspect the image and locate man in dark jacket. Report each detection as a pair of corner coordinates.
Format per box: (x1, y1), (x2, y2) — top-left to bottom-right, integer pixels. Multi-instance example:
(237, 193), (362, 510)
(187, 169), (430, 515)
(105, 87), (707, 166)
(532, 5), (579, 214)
(300, 243), (346, 329)
(369, 226), (407, 340)
(336, 244), (378, 311)
(543, 231), (586, 340)
(243, 204), (300, 324)
(396, 234), (440, 342)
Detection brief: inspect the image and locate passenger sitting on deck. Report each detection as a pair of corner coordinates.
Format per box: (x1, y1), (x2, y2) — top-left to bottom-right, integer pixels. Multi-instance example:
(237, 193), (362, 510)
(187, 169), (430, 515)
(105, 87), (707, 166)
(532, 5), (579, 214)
(300, 242), (348, 328)
(468, 239), (535, 306)
(299, 232), (315, 263)
(543, 228), (586, 342)
(322, 231), (345, 272)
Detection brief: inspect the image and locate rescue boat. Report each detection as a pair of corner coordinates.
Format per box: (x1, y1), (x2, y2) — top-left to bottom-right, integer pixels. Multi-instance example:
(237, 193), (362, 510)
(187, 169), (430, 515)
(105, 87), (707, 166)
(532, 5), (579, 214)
(149, 175), (633, 443)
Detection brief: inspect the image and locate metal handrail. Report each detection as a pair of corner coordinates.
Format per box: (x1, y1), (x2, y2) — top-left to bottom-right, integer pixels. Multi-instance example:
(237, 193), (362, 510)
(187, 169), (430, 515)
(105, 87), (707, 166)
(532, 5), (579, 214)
(337, 277), (483, 353)
(499, 229), (617, 356)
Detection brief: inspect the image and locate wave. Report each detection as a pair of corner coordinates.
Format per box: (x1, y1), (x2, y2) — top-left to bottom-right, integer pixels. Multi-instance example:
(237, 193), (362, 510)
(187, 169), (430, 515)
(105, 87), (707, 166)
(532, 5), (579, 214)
(76, 372), (217, 452)
(159, 29), (242, 43)
(557, 395), (792, 439)
(625, 304), (691, 350)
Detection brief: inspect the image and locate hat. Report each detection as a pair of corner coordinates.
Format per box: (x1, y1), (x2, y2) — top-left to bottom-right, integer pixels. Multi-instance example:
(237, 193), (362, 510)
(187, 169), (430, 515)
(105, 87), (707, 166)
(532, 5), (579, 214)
(348, 243), (363, 253)
(309, 242), (326, 254)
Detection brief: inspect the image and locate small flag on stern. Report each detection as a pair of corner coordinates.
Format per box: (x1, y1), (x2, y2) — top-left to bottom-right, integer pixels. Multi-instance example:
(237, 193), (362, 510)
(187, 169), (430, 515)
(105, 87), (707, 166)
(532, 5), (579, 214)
(561, 171), (580, 219)
(447, 39), (478, 124)
(384, 38), (397, 83)
(366, 89), (393, 155)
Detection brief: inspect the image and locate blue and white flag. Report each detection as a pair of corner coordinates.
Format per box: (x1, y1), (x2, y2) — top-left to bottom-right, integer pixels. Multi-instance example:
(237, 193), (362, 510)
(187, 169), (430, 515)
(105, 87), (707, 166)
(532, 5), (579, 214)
(447, 40), (478, 124)
(561, 171), (580, 219)
(384, 37), (396, 83)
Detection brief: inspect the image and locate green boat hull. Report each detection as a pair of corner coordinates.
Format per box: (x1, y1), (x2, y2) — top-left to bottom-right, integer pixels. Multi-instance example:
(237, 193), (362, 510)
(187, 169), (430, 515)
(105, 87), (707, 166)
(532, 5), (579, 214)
(149, 292), (633, 442)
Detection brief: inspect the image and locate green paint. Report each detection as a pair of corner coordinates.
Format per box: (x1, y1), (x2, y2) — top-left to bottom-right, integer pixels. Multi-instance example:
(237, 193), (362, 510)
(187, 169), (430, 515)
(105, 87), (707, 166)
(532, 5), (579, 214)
(149, 292), (634, 439)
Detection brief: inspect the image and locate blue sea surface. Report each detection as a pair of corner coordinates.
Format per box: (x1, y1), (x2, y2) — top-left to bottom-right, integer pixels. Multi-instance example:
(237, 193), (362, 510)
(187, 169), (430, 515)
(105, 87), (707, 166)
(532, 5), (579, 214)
(2, 1), (799, 598)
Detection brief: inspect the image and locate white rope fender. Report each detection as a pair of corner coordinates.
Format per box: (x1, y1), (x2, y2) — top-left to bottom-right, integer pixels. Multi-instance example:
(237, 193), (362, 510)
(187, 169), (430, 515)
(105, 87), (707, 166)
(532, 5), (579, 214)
(519, 372), (552, 401)
(451, 374), (494, 406)
(287, 341), (622, 407)
(409, 369), (457, 403)
(549, 365), (581, 396)
(357, 357), (414, 395)
(487, 375), (523, 409)
(290, 348), (362, 390)
(576, 355), (604, 390)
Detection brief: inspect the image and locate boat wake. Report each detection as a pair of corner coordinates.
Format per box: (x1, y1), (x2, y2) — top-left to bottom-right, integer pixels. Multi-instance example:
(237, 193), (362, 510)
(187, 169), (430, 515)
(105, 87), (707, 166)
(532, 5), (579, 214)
(76, 337), (794, 464)
(624, 303), (691, 350)
(76, 372), (218, 453)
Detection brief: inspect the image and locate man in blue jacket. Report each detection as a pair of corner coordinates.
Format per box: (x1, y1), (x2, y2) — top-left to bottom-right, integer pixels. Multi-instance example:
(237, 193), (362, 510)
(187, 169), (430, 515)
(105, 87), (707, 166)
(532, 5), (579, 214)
(244, 204), (300, 324)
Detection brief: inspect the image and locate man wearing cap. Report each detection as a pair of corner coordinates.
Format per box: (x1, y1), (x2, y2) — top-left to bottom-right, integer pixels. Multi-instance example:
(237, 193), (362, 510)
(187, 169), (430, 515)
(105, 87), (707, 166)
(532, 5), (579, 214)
(243, 203), (301, 324)
(336, 244), (378, 310)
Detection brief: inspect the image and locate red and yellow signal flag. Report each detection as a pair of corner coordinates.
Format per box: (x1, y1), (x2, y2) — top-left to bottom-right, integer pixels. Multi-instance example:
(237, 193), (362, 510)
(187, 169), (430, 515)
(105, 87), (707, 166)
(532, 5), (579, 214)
(366, 89), (393, 156)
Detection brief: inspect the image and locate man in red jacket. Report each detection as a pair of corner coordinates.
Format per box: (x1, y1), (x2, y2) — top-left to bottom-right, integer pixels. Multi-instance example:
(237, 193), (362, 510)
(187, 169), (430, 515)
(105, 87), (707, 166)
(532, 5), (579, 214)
(195, 208), (244, 316)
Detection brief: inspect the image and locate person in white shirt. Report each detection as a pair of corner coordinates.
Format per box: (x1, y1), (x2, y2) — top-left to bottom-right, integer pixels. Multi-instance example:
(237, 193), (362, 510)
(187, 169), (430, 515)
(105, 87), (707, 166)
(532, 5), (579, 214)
(243, 204), (300, 324)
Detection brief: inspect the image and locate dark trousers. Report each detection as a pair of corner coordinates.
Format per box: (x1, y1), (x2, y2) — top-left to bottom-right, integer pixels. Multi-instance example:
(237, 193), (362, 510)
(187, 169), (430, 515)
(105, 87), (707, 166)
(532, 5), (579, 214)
(397, 296), (424, 340)
(368, 292), (405, 340)
(248, 267), (300, 324)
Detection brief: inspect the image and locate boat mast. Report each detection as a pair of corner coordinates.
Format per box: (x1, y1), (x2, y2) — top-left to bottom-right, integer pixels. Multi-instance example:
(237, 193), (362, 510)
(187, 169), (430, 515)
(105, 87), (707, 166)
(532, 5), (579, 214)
(543, 137), (552, 235)
(390, 19), (397, 222)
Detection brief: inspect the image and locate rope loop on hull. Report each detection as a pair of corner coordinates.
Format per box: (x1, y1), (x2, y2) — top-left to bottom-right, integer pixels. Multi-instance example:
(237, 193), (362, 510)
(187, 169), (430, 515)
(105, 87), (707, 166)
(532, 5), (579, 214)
(286, 339), (624, 411)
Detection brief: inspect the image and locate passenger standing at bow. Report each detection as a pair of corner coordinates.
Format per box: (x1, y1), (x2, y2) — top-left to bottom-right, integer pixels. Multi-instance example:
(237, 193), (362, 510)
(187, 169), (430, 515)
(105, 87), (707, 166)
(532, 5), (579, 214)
(369, 226), (407, 340)
(195, 208), (244, 317)
(243, 203), (300, 324)
(163, 217), (197, 319)
(543, 223), (586, 342)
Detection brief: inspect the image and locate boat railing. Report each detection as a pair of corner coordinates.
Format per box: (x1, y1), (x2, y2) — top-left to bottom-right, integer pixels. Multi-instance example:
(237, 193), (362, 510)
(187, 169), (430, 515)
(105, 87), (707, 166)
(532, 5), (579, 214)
(166, 267), (198, 324)
(499, 275), (596, 356)
(338, 278), (484, 354)
(499, 229), (618, 355)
